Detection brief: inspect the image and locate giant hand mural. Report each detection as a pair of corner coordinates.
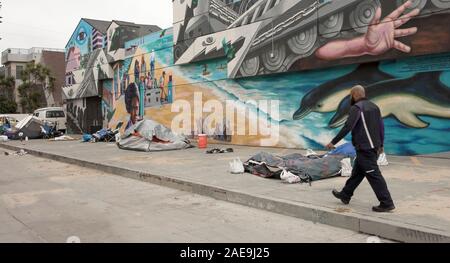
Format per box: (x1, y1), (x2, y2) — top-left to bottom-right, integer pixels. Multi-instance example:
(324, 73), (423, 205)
(173, 0), (450, 78)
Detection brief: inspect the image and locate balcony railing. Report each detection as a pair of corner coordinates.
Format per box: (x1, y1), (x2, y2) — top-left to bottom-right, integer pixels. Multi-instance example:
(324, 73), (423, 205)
(1, 47), (64, 57)
(1, 47), (64, 64)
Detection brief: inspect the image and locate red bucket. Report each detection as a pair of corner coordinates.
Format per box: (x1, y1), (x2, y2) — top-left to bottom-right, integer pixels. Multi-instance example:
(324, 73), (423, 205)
(198, 134), (208, 149)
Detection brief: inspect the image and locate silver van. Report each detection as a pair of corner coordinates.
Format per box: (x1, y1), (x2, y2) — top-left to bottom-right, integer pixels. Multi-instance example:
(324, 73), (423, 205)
(33, 107), (67, 132)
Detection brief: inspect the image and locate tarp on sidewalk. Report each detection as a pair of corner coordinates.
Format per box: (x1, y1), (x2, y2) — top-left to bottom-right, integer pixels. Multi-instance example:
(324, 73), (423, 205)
(117, 119), (193, 152)
(244, 152), (344, 182)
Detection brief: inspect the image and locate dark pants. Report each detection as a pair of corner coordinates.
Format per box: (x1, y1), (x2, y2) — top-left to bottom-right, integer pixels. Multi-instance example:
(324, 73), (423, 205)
(342, 149), (394, 207)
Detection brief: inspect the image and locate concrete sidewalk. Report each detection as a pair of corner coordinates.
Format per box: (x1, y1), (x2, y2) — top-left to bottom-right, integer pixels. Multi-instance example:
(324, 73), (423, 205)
(1, 140), (449, 243)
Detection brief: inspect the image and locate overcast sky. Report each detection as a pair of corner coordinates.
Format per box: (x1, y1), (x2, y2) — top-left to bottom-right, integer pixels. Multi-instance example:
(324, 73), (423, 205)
(0, 0), (173, 53)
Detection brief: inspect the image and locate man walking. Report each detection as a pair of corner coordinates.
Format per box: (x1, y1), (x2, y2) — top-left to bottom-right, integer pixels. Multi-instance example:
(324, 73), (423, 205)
(326, 85), (395, 213)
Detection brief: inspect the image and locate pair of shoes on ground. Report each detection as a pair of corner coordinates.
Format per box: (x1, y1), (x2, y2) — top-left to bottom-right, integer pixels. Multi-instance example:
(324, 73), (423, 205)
(206, 148), (234, 154)
(332, 189), (395, 213)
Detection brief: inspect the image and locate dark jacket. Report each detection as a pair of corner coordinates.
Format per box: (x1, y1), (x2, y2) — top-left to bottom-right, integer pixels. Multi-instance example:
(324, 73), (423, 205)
(331, 98), (384, 151)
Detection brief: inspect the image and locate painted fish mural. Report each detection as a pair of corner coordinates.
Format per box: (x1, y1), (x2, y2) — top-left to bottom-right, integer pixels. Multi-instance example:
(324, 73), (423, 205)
(329, 71), (450, 129)
(293, 62), (395, 120)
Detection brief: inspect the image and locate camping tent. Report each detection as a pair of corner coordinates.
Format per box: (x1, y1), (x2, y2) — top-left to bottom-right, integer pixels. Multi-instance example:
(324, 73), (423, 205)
(118, 119), (192, 152)
(6, 116), (44, 140)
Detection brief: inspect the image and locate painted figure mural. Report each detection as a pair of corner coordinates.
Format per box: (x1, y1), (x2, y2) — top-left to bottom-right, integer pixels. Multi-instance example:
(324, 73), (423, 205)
(108, 26), (450, 156)
(63, 19), (161, 133)
(107, 28), (177, 133)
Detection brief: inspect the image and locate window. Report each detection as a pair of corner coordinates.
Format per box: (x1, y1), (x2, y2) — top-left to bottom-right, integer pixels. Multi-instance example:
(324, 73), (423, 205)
(34, 112), (40, 117)
(16, 65), (24, 80)
(46, 111), (65, 118)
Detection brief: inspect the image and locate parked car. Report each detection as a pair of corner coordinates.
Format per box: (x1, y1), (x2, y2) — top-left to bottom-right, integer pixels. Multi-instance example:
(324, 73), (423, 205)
(33, 107), (67, 132)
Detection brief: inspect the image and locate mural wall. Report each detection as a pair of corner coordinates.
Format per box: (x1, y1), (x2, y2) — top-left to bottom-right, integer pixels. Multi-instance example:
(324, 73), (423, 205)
(173, 0), (450, 78)
(63, 19), (114, 133)
(107, 28), (177, 130)
(63, 19), (162, 133)
(66, 96), (103, 134)
(108, 27), (450, 156)
(64, 19), (113, 99)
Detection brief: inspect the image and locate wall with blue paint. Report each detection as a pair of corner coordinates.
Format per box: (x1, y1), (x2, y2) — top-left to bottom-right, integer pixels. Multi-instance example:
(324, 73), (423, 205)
(108, 26), (450, 156)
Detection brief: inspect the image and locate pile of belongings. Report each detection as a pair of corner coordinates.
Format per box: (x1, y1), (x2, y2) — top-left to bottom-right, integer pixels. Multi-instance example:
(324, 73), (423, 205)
(0, 120), (11, 135)
(117, 119), (193, 152)
(92, 128), (119, 142)
(0, 115), (16, 135)
(82, 128), (119, 143)
(244, 152), (346, 185)
(41, 122), (64, 139)
(50, 135), (76, 141)
(2, 116), (58, 140)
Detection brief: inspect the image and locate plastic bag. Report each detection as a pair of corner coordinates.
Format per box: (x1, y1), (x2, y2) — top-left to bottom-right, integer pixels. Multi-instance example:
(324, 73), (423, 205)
(377, 153), (389, 166)
(115, 132), (121, 143)
(305, 149), (318, 157)
(229, 158), (245, 174)
(82, 134), (93, 142)
(341, 158), (353, 177)
(280, 170), (301, 184)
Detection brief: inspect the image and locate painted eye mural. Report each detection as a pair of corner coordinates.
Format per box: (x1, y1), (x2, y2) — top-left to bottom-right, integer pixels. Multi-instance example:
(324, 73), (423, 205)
(76, 26), (88, 45)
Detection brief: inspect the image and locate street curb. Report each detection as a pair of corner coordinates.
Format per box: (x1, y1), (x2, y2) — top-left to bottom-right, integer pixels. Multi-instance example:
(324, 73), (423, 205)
(1, 143), (449, 243)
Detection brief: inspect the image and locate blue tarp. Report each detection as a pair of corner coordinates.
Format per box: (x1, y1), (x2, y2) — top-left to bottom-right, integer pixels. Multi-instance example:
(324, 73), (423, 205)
(328, 143), (356, 158)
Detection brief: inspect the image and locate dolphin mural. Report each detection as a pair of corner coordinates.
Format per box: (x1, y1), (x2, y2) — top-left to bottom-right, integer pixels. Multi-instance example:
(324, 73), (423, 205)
(293, 62), (394, 120)
(329, 71), (450, 129)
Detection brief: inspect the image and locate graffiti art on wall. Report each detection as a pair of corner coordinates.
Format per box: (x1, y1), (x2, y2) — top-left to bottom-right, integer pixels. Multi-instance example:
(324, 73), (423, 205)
(66, 96), (103, 134)
(108, 27), (450, 155)
(292, 53), (450, 155)
(173, 0), (450, 78)
(63, 19), (113, 100)
(65, 20), (95, 87)
(106, 21), (160, 61)
(63, 48), (113, 100)
(103, 28), (178, 129)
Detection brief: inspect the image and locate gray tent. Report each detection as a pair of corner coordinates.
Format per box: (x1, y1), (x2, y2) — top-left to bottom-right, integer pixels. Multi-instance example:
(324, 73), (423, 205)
(117, 119), (193, 152)
(6, 116), (44, 140)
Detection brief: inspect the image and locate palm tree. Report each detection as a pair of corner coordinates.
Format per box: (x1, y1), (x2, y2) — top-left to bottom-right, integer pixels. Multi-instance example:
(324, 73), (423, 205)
(0, 75), (15, 100)
(0, 76), (17, 113)
(18, 62), (56, 112)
